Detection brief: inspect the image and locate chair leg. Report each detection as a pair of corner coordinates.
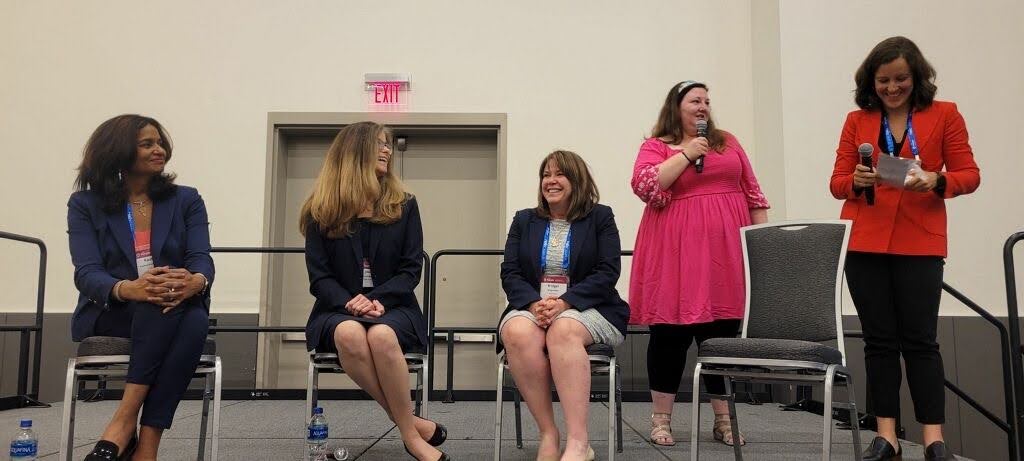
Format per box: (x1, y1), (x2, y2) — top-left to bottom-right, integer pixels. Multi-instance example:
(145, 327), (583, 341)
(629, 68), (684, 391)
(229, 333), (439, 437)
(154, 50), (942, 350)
(420, 360), (429, 419)
(608, 359), (617, 461)
(414, 367), (423, 417)
(306, 356), (317, 419)
(724, 377), (744, 461)
(616, 364), (623, 454)
(211, 358), (222, 461)
(494, 361), (505, 461)
(198, 370), (211, 460)
(822, 365), (837, 461)
(846, 374), (862, 459)
(59, 359), (78, 461)
(690, 363), (702, 461)
(513, 386), (524, 449)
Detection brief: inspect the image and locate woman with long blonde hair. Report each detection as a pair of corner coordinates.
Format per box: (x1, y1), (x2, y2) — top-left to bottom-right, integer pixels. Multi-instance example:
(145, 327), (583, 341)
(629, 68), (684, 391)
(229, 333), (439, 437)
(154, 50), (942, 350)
(301, 121), (449, 461)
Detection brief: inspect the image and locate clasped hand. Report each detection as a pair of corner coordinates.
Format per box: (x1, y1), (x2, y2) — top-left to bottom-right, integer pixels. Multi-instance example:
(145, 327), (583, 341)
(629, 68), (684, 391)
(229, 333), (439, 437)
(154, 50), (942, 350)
(529, 297), (572, 328)
(346, 294), (384, 318)
(122, 266), (204, 313)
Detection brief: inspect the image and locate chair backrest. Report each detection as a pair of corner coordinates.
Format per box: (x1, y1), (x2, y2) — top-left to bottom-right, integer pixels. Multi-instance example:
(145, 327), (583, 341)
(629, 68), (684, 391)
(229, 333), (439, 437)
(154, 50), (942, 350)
(740, 220), (851, 348)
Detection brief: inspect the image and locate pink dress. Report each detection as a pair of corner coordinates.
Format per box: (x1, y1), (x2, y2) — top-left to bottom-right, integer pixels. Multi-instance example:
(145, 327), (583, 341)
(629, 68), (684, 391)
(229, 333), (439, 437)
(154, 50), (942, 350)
(629, 134), (769, 325)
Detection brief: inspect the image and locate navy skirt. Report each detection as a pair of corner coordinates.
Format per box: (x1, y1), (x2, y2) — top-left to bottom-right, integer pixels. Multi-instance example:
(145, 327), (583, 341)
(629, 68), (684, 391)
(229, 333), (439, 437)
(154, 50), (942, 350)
(317, 306), (425, 354)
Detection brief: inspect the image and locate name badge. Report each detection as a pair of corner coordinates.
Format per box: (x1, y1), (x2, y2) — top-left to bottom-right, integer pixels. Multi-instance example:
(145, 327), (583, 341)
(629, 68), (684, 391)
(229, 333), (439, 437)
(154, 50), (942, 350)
(539, 275), (569, 298)
(362, 258), (374, 288)
(136, 255), (154, 277)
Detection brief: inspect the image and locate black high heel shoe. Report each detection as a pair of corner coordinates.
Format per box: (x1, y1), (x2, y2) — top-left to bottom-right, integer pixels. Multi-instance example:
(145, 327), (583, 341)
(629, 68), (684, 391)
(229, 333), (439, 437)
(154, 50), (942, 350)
(924, 441), (954, 461)
(425, 421), (447, 447)
(84, 435), (137, 461)
(404, 442), (451, 461)
(862, 436), (902, 461)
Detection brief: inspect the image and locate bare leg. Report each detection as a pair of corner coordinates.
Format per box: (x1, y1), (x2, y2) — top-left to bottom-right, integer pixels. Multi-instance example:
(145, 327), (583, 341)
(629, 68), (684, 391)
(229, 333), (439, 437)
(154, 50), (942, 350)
(502, 317), (560, 460)
(922, 423), (944, 446)
(366, 325), (442, 461)
(876, 417), (899, 448)
(130, 426), (162, 460)
(334, 321), (392, 414)
(333, 321), (436, 439)
(546, 318), (594, 461)
(100, 383), (147, 453)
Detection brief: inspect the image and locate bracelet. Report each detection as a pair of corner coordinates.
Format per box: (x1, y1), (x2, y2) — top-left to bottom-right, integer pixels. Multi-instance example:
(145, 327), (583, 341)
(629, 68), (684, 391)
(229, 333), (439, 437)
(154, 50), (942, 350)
(112, 280), (126, 302)
(194, 273), (209, 295)
(680, 149), (695, 162)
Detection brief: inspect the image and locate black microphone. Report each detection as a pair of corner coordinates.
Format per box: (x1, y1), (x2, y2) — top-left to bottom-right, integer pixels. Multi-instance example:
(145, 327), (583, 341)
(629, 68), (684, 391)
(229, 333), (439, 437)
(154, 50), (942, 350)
(694, 119), (707, 173)
(859, 143), (874, 206)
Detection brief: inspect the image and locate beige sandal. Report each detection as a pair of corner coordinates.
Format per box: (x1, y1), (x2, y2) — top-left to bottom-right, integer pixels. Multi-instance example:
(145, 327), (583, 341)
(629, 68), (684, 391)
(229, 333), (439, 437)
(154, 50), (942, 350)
(650, 413), (676, 446)
(713, 415), (746, 446)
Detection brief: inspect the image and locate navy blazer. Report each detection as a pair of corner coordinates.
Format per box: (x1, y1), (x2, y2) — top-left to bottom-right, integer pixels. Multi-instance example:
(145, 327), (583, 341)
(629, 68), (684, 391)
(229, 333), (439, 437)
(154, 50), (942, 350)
(498, 204), (629, 351)
(67, 186), (214, 342)
(304, 196), (425, 352)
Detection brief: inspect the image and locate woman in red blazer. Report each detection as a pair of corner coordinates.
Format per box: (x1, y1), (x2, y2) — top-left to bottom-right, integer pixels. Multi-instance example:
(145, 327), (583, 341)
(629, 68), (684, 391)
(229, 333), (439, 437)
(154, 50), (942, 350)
(830, 37), (980, 461)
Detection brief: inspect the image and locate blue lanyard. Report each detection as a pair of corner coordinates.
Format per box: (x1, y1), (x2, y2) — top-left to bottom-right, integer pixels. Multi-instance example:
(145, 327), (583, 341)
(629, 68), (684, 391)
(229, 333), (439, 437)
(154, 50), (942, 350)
(540, 222), (571, 272)
(882, 111), (919, 159)
(126, 203), (137, 237)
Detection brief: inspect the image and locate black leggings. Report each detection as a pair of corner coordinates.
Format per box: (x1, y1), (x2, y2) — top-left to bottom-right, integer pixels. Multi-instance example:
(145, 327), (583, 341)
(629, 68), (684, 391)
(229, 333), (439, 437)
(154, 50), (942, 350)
(846, 251), (946, 424)
(647, 320), (742, 395)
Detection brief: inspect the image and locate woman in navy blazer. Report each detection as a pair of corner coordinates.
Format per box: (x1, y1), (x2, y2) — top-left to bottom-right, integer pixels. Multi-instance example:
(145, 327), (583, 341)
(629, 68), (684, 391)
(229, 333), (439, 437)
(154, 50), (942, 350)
(300, 122), (448, 461)
(499, 150), (628, 461)
(68, 115), (213, 461)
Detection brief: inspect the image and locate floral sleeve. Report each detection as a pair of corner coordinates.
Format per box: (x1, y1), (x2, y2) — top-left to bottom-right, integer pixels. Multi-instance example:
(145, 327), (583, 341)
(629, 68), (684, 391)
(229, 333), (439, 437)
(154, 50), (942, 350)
(733, 138), (770, 209)
(631, 139), (671, 208)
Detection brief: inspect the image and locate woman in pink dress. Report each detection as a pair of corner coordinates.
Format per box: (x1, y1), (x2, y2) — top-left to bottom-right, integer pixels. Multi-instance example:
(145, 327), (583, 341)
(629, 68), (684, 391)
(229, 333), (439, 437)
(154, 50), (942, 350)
(629, 80), (769, 447)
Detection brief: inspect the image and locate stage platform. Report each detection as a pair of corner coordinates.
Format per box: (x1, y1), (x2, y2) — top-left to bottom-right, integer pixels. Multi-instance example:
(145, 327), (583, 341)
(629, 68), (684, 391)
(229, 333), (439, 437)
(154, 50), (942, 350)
(0, 400), (970, 460)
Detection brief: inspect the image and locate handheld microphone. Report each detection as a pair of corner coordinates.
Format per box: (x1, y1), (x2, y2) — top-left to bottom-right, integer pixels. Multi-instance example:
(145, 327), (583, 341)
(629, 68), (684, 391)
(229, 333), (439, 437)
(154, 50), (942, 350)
(858, 143), (874, 206)
(694, 119), (708, 173)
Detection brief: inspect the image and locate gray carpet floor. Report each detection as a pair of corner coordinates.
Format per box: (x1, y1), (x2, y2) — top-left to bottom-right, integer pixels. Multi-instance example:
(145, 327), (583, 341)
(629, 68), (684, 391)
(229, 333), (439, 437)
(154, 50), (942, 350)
(0, 400), (970, 460)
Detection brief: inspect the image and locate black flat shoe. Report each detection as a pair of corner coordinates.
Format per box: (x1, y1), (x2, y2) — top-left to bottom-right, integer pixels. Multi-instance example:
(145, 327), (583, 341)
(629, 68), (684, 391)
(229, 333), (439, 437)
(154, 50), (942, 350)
(404, 442), (451, 461)
(425, 421), (447, 447)
(862, 436), (902, 461)
(83, 435), (136, 461)
(925, 441), (954, 461)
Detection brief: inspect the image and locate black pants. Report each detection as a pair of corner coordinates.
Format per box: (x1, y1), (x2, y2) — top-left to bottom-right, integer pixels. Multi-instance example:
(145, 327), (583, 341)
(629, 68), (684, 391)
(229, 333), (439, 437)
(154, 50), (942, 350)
(94, 303), (209, 429)
(647, 320), (742, 395)
(846, 251), (945, 424)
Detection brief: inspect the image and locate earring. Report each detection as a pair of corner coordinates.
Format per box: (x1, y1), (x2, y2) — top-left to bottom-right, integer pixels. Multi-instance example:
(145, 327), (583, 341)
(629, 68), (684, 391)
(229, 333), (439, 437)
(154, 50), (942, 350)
(117, 170), (123, 182)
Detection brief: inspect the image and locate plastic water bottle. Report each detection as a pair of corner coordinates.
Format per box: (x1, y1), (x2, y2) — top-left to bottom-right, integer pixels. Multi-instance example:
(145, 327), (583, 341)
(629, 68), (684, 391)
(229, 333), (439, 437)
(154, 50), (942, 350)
(9, 420), (37, 461)
(306, 407), (328, 461)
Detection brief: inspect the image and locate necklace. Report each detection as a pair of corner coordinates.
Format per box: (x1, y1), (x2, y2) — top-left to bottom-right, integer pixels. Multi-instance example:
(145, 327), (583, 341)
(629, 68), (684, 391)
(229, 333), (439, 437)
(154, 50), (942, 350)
(130, 199), (150, 217)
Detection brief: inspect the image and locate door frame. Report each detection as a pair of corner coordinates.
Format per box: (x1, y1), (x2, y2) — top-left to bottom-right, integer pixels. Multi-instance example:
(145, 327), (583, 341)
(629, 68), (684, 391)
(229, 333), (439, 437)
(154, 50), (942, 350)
(257, 112), (508, 388)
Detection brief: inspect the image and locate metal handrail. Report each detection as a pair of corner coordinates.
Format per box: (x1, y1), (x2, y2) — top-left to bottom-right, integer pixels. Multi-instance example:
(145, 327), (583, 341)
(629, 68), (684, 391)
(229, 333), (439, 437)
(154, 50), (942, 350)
(208, 246), (304, 335)
(0, 230), (48, 409)
(207, 246), (431, 335)
(1004, 232), (1024, 459)
(942, 282), (1017, 460)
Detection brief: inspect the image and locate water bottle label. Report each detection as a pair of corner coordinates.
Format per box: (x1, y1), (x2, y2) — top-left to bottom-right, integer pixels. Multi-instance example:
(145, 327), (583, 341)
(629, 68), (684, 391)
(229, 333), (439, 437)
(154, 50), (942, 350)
(308, 425), (328, 440)
(10, 440), (38, 456)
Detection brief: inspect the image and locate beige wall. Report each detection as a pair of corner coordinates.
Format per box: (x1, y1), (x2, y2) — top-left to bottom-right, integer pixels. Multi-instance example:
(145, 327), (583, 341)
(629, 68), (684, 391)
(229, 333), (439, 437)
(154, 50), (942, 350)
(0, 0), (1020, 317)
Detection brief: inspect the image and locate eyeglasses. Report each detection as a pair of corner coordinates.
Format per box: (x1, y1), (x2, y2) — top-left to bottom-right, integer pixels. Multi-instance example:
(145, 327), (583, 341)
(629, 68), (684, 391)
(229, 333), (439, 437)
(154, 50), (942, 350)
(377, 140), (393, 151)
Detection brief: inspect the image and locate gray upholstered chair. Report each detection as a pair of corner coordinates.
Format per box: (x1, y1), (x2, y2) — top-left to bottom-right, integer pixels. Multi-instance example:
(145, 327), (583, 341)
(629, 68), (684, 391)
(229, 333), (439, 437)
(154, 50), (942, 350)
(689, 220), (861, 461)
(59, 336), (221, 461)
(494, 343), (623, 461)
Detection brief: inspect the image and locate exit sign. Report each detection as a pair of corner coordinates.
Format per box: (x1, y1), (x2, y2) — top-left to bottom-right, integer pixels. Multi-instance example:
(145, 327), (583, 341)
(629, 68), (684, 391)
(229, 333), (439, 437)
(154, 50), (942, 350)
(365, 73), (410, 110)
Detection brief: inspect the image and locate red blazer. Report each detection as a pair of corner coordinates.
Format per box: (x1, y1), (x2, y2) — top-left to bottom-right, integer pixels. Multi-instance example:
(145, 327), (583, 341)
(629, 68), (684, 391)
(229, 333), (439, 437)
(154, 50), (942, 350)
(830, 100), (980, 257)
